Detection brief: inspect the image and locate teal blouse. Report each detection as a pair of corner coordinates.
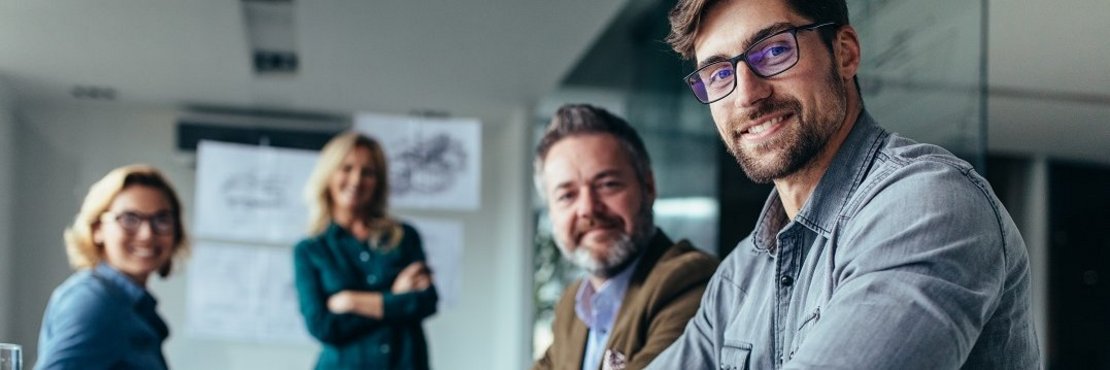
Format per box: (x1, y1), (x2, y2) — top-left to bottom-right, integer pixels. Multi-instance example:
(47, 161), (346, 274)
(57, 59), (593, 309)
(293, 222), (438, 370)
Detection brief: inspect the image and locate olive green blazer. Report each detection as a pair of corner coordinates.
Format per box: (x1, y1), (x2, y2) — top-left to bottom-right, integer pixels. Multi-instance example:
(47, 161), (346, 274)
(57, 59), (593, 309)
(533, 230), (720, 370)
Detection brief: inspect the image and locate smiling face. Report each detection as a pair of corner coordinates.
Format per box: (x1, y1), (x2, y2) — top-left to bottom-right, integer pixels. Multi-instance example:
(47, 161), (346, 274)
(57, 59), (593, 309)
(93, 185), (177, 285)
(328, 145), (379, 215)
(542, 133), (656, 278)
(694, 0), (854, 183)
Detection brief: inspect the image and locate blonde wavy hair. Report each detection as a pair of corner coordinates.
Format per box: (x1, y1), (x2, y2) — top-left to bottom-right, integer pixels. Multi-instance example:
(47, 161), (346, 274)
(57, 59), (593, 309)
(304, 132), (402, 247)
(63, 164), (190, 278)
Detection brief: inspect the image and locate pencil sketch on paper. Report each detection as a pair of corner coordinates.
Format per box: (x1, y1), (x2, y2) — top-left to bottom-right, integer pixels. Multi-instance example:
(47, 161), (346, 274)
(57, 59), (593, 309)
(354, 113), (482, 210)
(184, 242), (312, 345)
(194, 141), (318, 244)
(221, 172), (287, 211)
(391, 132), (469, 196)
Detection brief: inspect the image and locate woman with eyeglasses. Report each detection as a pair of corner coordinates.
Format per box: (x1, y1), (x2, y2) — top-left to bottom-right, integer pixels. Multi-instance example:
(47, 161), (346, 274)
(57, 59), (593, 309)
(294, 132), (437, 370)
(36, 165), (188, 370)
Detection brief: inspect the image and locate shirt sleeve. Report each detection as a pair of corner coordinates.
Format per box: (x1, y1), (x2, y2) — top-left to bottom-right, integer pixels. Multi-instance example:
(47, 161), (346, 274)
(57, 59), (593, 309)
(36, 282), (126, 370)
(644, 264), (734, 370)
(381, 225), (438, 322)
(784, 164), (1010, 369)
(293, 238), (384, 345)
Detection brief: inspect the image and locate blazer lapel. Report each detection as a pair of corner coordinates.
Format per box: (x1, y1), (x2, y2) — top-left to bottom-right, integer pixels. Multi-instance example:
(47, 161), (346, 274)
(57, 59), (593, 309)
(567, 291), (589, 370)
(602, 230), (674, 365)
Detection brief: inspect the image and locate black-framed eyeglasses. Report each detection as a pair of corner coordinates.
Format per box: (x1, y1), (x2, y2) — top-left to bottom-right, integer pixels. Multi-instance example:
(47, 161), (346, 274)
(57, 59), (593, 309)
(103, 211), (176, 235)
(683, 22), (837, 104)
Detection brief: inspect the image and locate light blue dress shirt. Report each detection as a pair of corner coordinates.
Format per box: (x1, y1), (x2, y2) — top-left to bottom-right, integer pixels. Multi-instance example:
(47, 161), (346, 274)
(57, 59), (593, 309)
(575, 257), (640, 370)
(648, 111), (1040, 369)
(36, 263), (169, 370)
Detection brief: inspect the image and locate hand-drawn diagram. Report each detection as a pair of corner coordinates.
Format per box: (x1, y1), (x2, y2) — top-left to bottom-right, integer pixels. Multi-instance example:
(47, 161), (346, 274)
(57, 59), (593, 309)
(221, 172), (287, 210)
(391, 132), (469, 196)
(194, 141), (318, 244)
(184, 241), (312, 344)
(355, 113), (482, 211)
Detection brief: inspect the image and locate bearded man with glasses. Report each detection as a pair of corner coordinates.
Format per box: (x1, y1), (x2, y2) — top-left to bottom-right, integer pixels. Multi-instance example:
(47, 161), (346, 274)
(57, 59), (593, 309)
(646, 0), (1041, 369)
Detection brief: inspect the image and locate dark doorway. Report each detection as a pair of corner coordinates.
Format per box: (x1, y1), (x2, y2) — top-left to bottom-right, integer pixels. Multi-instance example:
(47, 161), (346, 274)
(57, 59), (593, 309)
(716, 144), (773, 257)
(1048, 160), (1110, 369)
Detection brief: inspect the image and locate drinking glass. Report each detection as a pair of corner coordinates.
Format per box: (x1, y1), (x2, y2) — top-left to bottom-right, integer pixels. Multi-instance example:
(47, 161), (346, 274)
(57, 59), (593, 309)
(0, 343), (21, 370)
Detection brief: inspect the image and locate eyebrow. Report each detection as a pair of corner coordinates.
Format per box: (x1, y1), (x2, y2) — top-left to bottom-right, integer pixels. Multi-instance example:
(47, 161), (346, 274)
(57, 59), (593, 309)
(590, 169), (623, 183)
(696, 22), (796, 69)
(117, 209), (173, 214)
(550, 169), (624, 192)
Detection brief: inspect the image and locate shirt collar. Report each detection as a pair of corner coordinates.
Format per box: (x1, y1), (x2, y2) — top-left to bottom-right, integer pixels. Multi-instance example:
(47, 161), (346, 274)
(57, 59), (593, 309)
(326, 221), (365, 246)
(752, 110), (888, 251)
(573, 256), (641, 333)
(325, 221), (347, 239)
(93, 262), (156, 308)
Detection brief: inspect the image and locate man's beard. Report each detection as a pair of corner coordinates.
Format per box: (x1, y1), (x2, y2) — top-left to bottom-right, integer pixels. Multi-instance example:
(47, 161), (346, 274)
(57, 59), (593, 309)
(727, 66), (848, 183)
(567, 233), (638, 278)
(556, 200), (654, 278)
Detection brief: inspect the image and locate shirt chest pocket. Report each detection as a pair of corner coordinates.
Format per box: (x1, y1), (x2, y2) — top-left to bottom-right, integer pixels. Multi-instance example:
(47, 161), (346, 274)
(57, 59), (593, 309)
(789, 306), (822, 360)
(719, 341), (752, 370)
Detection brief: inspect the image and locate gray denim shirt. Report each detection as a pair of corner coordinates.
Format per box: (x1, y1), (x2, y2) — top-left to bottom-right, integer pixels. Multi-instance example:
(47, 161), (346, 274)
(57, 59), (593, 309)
(648, 111), (1040, 369)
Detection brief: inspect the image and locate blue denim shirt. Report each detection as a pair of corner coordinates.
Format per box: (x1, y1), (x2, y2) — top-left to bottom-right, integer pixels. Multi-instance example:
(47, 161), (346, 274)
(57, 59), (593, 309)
(648, 111), (1041, 369)
(36, 263), (169, 370)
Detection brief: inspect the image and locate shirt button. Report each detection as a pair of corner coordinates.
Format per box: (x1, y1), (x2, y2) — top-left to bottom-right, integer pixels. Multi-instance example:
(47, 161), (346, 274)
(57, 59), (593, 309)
(360, 251), (370, 262)
(380, 343), (390, 354)
(366, 275), (378, 285)
(780, 275), (794, 287)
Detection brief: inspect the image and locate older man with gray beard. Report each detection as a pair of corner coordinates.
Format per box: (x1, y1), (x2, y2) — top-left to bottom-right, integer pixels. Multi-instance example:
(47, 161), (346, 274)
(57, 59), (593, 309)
(531, 104), (720, 370)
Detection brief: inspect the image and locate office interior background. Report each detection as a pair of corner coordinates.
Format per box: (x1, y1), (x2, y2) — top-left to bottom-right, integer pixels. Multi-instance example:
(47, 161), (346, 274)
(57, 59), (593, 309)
(0, 0), (1107, 369)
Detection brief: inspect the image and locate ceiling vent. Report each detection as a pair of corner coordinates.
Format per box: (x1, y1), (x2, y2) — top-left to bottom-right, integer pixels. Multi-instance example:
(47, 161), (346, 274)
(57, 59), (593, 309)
(242, 0), (299, 75)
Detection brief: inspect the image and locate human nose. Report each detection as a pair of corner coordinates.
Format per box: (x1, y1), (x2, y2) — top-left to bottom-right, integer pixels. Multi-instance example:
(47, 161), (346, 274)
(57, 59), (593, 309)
(729, 62), (772, 108)
(133, 219), (155, 239)
(574, 187), (604, 218)
(348, 170), (363, 187)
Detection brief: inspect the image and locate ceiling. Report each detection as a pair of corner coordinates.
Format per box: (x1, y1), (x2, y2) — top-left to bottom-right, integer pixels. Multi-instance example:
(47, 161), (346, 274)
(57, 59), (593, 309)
(0, 0), (1106, 164)
(0, 0), (628, 122)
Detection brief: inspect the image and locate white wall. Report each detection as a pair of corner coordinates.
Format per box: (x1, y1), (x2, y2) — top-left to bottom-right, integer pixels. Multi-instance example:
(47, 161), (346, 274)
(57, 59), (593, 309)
(0, 79), (15, 341)
(9, 100), (532, 370)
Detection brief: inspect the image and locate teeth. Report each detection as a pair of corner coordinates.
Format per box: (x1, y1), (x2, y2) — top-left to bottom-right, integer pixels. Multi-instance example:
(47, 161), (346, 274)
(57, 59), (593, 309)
(132, 249), (156, 258)
(747, 116), (783, 135)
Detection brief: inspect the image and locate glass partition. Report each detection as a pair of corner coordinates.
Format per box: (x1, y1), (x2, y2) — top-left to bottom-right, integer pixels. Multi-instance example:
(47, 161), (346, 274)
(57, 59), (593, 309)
(849, 0), (987, 167)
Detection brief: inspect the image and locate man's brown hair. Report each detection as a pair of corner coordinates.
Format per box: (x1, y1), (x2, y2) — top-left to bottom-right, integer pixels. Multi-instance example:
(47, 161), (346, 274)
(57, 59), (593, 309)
(666, 0), (851, 60)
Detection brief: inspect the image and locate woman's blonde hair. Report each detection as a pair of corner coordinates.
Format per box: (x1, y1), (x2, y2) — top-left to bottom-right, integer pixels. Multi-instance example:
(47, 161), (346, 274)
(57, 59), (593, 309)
(63, 164), (190, 278)
(304, 132), (402, 247)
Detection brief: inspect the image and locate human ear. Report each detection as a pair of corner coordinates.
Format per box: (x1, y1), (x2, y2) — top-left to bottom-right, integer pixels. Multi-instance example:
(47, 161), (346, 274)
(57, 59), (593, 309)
(92, 222), (104, 245)
(834, 25), (862, 80)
